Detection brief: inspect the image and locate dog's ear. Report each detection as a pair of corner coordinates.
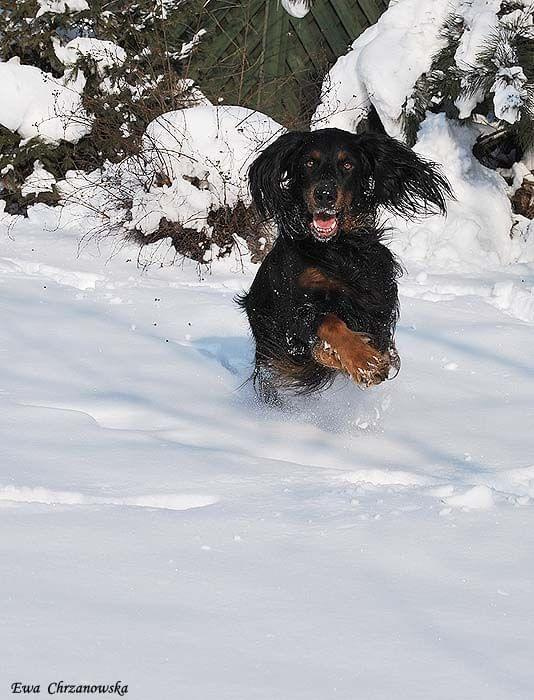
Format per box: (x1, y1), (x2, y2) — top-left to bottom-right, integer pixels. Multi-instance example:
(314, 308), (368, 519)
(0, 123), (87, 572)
(353, 133), (453, 218)
(249, 131), (309, 220)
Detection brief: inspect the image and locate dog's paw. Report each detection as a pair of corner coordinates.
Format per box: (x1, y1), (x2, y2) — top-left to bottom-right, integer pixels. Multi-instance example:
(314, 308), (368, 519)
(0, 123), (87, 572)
(312, 340), (344, 371)
(338, 333), (393, 387)
(314, 315), (401, 388)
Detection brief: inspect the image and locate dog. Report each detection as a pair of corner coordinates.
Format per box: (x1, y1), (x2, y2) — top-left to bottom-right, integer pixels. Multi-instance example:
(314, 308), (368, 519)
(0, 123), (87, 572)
(238, 128), (451, 402)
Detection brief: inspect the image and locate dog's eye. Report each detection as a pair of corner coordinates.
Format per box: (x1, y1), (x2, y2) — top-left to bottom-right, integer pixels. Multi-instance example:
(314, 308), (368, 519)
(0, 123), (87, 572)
(341, 161), (353, 171)
(305, 159), (316, 169)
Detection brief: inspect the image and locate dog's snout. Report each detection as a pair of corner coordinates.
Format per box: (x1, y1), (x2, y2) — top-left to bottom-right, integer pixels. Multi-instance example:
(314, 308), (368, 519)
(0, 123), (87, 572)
(313, 182), (337, 208)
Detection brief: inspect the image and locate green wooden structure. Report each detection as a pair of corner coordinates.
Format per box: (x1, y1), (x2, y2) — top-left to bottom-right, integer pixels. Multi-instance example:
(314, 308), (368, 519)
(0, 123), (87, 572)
(186, 0), (387, 127)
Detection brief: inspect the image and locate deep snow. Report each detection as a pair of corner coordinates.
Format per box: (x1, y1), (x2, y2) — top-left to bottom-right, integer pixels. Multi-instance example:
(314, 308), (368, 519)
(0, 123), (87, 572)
(1, 205), (534, 699)
(1, 0), (533, 694)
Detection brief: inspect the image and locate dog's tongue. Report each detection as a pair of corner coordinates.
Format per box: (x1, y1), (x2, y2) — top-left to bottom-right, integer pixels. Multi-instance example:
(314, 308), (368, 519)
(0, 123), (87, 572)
(312, 213), (338, 237)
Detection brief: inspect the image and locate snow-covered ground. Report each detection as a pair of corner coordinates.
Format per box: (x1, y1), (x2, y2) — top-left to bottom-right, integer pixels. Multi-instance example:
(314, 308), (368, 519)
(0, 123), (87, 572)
(1, 205), (534, 698)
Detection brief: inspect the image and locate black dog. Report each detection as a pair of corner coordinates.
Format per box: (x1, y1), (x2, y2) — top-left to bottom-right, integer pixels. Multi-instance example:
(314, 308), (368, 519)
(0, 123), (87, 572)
(239, 128), (451, 402)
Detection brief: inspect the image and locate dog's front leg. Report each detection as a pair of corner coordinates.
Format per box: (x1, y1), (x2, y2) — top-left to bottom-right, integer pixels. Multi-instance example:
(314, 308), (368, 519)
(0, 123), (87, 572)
(313, 314), (392, 387)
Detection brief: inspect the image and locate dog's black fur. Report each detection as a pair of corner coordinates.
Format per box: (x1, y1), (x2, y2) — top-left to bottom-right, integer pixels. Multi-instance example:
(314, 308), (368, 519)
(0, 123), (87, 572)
(238, 128), (452, 401)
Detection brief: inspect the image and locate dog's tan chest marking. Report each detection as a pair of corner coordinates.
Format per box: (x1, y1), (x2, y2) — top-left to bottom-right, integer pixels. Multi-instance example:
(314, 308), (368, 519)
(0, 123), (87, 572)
(298, 267), (345, 293)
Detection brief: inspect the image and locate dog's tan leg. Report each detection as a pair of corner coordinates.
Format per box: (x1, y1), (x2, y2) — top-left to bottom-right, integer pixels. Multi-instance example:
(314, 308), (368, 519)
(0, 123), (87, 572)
(312, 341), (345, 371)
(315, 314), (391, 386)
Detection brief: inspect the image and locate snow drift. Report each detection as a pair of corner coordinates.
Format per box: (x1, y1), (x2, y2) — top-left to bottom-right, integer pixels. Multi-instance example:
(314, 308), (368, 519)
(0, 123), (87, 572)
(0, 58), (92, 144)
(389, 113), (516, 271)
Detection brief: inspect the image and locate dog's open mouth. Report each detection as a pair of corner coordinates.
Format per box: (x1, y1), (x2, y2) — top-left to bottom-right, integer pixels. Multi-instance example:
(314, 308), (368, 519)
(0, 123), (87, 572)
(311, 211), (338, 241)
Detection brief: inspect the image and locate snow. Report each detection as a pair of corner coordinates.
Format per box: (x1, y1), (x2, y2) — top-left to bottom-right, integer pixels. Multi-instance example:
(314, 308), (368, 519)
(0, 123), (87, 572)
(389, 113), (516, 270)
(281, 0), (311, 19)
(53, 37), (127, 75)
(139, 105), (283, 227)
(1, 199), (534, 698)
(20, 161), (56, 197)
(0, 58), (92, 144)
(312, 0), (452, 138)
(0, 485), (219, 511)
(59, 104), (283, 242)
(445, 484), (496, 511)
(454, 0), (500, 72)
(491, 66), (528, 124)
(176, 29), (207, 61)
(313, 0), (533, 131)
(36, 0), (89, 17)
(1, 0), (534, 693)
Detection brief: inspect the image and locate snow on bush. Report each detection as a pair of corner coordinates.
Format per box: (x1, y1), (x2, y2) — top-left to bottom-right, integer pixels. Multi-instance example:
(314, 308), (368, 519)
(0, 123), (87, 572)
(53, 38), (127, 76)
(60, 104), (284, 262)
(0, 58), (91, 143)
(21, 161), (56, 197)
(313, 0), (534, 142)
(491, 66), (528, 124)
(132, 105), (283, 234)
(312, 0), (534, 272)
(312, 0), (452, 138)
(36, 0), (89, 17)
(0, 0), (206, 214)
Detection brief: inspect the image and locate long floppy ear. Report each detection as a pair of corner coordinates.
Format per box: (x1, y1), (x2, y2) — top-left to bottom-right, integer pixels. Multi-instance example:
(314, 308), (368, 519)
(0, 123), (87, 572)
(354, 133), (453, 218)
(249, 131), (309, 220)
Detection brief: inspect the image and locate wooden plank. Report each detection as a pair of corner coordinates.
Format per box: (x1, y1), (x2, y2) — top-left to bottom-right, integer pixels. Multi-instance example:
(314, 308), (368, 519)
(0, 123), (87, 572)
(308, 2), (350, 56)
(195, 2), (266, 106)
(357, 0), (384, 25)
(290, 13), (330, 71)
(276, 1), (291, 76)
(200, 0), (261, 63)
(260, 1), (289, 83)
(285, 46), (311, 78)
(252, 74), (300, 114)
(227, 0), (270, 71)
(332, 0), (371, 42)
(216, 0), (288, 78)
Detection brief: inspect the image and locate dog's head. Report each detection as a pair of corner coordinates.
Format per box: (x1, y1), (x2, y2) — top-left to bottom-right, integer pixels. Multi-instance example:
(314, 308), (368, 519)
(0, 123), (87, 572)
(249, 128), (452, 242)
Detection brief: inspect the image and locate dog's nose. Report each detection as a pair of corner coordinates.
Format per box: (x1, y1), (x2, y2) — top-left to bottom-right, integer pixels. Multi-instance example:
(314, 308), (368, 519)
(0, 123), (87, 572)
(314, 182), (337, 208)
